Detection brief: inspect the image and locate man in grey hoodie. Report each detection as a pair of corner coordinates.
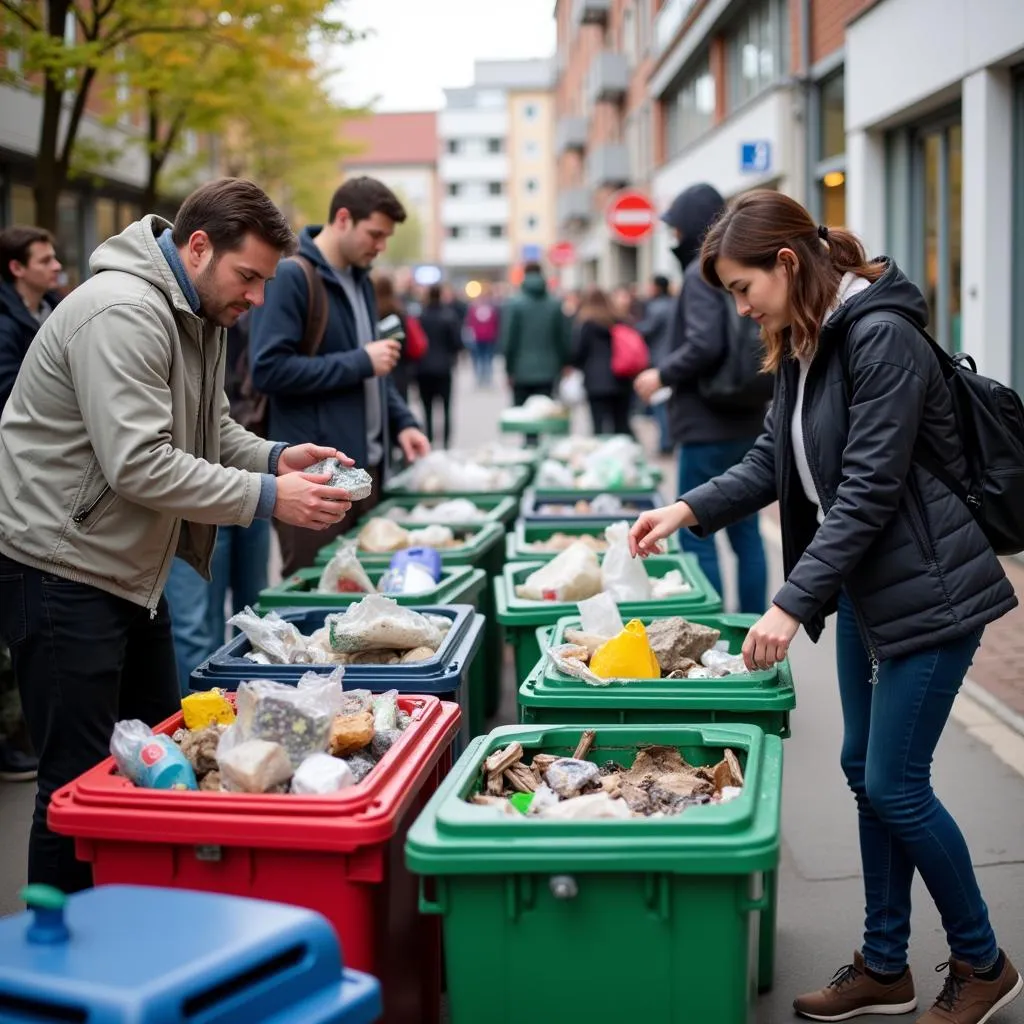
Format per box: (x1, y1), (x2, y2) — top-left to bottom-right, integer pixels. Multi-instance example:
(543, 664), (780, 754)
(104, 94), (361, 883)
(0, 178), (355, 893)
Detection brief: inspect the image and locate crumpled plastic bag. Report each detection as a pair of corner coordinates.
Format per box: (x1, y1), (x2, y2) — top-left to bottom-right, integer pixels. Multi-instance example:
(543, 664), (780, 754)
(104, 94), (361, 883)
(700, 649), (750, 676)
(535, 459), (577, 489)
(402, 452), (512, 493)
(601, 522), (652, 602)
(326, 595), (444, 653)
(406, 525), (456, 548)
(557, 369), (586, 407)
(318, 544), (375, 594)
(228, 607), (313, 665)
(296, 667), (346, 714)
(589, 493), (627, 516)
(578, 592), (624, 638)
(515, 542), (602, 602)
(590, 620), (661, 680)
(504, 394), (566, 420)
(231, 677), (339, 767)
(111, 721), (198, 790)
(358, 517), (410, 553)
(544, 758), (600, 798)
(291, 752), (356, 795)
(305, 459), (373, 500)
(650, 569), (693, 599)
(218, 737), (293, 793)
(537, 792), (633, 820)
(405, 498), (485, 524)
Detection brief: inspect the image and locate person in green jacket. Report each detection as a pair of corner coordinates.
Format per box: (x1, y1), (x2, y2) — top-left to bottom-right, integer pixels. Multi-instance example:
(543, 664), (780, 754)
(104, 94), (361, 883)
(499, 261), (572, 406)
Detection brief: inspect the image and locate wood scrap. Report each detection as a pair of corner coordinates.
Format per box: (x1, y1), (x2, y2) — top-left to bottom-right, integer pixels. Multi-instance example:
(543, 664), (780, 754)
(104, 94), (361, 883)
(484, 742), (523, 775)
(530, 753), (560, 783)
(504, 764), (538, 793)
(573, 730), (596, 761)
(725, 748), (744, 786)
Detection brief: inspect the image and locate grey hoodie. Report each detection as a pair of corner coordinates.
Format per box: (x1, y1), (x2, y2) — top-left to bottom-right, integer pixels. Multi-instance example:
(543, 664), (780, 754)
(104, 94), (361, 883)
(0, 215), (277, 610)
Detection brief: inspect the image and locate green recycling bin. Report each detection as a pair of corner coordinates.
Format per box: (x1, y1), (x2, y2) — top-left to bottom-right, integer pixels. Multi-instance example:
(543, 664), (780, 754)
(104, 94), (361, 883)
(316, 521), (508, 721)
(351, 494), (520, 531)
(505, 519), (680, 562)
(384, 463), (532, 500)
(498, 409), (571, 440)
(494, 553), (722, 685)
(406, 721), (782, 1023)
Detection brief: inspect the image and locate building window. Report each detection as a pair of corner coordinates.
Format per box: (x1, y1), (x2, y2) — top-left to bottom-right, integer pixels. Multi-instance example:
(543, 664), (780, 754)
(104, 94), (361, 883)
(445, 139), (459, 155)
(488, 181), (504, 196)
(1012, 67), (1024, 395)
(522, 102), (538, 121)
(813, 70), (846, 227)
(525, 214), (539, 231)
(664, 53), (716, 158)
(726, 0), (788, 111)
(446, 182), (461, 197)
(524, 178), (539, 194)
(523, 139), (539, 159)
(10, 183), (34, 226)
(95, 198), (118, 243)
(56, 191), (82, 288)
(486, 137), (504, 154)
(488, 225), (505, 238)
(6, 48), (23, 77)
(623, 3), (637, 65)
(446, 226), (462, 239)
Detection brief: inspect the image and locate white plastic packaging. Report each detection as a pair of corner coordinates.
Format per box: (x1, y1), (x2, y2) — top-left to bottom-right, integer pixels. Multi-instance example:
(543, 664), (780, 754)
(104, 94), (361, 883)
(600, 522), (652, 602)
(291, 752), (356, 795)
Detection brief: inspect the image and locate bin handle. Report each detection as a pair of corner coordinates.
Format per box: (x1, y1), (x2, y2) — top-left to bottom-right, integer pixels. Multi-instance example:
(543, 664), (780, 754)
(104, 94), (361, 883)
(739, 873), (770, 913)
(418, 877), (447, 916)
(644, 873), (671, 923)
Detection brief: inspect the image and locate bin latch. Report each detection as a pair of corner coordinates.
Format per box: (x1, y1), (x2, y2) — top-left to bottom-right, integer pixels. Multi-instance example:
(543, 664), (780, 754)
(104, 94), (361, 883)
(195, 844), (223, 862)
(549, 875), (578, 900)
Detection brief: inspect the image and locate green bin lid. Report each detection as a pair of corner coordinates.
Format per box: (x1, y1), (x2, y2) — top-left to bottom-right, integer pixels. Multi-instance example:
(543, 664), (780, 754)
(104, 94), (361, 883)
(317, 520), (506, 568)
(505, 519), (681, 562)
(385, 463), (532, 498)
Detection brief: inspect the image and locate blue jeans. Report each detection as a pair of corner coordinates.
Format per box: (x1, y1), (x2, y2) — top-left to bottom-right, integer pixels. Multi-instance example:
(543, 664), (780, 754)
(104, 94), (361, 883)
(164, 558), (212, 696)
(207, 521), (271, 649)
(836, 595), (997, 972)
(651, 403), (671, 453)
(677, 439), (768, 614)
(472, 343), (495, 385)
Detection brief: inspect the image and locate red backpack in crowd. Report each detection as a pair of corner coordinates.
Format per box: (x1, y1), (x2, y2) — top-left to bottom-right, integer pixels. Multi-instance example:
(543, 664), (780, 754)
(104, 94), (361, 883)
(405, 315), (429, 361)
(610, 323), (649, 378)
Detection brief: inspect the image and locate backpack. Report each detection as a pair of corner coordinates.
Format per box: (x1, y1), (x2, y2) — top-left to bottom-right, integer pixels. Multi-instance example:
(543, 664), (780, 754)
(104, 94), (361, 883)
(849, 312), (1024, 556)
(238, 254), (329, 436)
(697, 293), (774, 411)
(610, 323), (649, 378)
(405, 315), (429, 361)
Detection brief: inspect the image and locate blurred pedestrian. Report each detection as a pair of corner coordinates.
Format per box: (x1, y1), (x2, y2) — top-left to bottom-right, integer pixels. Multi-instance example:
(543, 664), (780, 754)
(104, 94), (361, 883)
(0, 225), (62, 782)
(250, 176), (430, 575)
(0, 179), (353, 892)
(610, 285), (635, 324)
(373, 271), (423, 401)
(500, 260), (572, 408)
(572, 287), (636, 437)
(635, 274), (676, 455)
(634, 183), (768, 614)
(416, 284), (463, 449)
(465, 281), (501, 385)
(631, 189), (1021, 1024)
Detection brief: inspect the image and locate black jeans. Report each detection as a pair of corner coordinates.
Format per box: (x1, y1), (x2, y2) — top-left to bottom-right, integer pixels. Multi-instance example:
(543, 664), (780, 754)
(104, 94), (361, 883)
(0, 556), (179, 893)
(588, 394), (633, 437)
(417, 373), (454, 449)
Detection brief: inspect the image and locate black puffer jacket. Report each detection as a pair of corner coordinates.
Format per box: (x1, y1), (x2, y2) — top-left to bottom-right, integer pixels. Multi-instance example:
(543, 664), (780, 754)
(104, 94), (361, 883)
(571, 319), (633, 398)
(682, 260), (1016, 660)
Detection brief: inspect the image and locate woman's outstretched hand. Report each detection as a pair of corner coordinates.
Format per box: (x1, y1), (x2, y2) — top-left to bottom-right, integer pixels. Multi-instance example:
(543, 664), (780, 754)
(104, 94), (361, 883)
(629, 501), (697, 557)
(742, 605), (800, 671)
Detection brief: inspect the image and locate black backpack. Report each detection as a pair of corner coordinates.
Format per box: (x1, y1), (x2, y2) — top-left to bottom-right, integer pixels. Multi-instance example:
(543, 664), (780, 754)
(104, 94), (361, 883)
(851, 313), (1024, 556)
(697, 292), (774, 411)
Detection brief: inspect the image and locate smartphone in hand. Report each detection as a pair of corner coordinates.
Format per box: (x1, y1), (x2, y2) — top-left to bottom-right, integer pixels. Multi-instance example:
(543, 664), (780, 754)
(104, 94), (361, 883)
(377, 313), (405, 342)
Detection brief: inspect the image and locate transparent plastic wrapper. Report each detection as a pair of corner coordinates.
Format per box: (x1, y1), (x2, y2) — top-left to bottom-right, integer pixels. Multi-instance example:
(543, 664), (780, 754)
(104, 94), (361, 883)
(291, 752), (356, 795)
(358, 517), (411, 553)
(218, 737), (293, 794)
(228, 607), (312, 665)
(406, 525), (456, 548)
(505, 394), (566, 420)
(339, 689), (374, 715)
(544, 757), (600, 798)
(402, 452), (511, 493)
(557, 369), (586, 408)
(700, 649), (750, 676)
(305, 458), (373, 501)
(577, 592), (624, 638)
(234, 678), (337, 767)
(600, 522), (652, 602)
(244, 651), (272, 666)
(372, 689), (399, 732)
(514, 542), (602, 602)
(343, 751), (377, 783)
(110, 720), (198, 791)
(296, 667), (346, 716)
(406, 498), (486, 524)
(536, 459), (577, 489)
(650, 569), (694, 599)
(326, 595), (444, 653)
(537, 792), (633, 820)
(545, 644), (615, 687)
(589, 493), (626, 516)
(318, 544), (375, 594)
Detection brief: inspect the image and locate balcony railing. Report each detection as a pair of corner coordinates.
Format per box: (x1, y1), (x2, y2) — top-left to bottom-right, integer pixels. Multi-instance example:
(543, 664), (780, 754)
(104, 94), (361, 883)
(557, 187), (591, 226)
(555, 115), (588, 154)
(588, 51), (628, 105)
(587, 143), (630, 190)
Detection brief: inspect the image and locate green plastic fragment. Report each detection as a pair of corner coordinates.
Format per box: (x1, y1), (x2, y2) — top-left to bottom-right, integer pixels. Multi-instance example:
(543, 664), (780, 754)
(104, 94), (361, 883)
(508, 791), (535, 815)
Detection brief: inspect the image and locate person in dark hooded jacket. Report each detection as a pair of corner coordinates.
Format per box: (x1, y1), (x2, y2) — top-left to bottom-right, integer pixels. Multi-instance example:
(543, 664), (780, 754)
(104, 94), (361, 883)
(634, 183), (768, 613)
(631, 190), (1020, 1024)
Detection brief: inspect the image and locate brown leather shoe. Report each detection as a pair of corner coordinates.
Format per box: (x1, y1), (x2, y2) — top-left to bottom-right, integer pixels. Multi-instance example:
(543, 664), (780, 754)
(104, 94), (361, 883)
(794, 950), (918, 1021)
(916, 951), (1023, 1023)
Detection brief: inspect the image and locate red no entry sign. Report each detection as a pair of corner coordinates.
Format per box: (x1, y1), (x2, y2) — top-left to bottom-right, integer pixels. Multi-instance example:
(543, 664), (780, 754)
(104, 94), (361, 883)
(605, 189), (656, 245)
(548, 241), (576, 266)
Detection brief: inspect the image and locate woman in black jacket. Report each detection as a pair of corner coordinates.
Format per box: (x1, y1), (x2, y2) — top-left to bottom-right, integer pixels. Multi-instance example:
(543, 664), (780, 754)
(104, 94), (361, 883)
(630, 190), (1020, 1024)
(415, 283), (463, 449)
(572, 286), (635, 437)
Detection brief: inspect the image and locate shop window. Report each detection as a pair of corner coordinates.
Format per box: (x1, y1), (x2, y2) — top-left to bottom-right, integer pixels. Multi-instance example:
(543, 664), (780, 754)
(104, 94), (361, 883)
(726, 0), (788, 112)
(813, 70), (846, 226)
(664, 52), (715, 158)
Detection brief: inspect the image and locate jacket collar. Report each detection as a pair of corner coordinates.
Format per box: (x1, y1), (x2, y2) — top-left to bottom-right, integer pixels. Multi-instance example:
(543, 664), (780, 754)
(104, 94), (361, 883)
(156, 228), (201, 314)
(0, 279), (53, 330)
(299, 226), (370, 286)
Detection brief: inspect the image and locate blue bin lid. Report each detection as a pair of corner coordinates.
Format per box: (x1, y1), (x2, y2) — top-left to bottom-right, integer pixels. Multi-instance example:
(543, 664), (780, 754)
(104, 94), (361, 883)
(0, 885), (381, 1024)
(519, 488), (663, 523)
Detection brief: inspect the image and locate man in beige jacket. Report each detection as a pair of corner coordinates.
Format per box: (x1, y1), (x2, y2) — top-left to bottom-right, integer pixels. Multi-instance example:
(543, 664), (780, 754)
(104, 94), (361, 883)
(0, 178), (355, 893)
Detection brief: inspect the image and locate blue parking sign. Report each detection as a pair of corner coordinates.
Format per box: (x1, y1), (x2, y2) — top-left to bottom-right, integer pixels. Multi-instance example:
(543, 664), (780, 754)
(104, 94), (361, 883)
(740, 141), (771, 174)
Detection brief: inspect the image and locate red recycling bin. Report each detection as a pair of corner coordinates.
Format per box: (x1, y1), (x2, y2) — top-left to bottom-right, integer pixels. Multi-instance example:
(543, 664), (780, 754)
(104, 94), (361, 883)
(48, 694), (461, 1024)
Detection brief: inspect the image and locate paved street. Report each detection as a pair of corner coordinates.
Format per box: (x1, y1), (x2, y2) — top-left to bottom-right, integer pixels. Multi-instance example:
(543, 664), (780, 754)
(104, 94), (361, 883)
(1, 354), (1021, 1023)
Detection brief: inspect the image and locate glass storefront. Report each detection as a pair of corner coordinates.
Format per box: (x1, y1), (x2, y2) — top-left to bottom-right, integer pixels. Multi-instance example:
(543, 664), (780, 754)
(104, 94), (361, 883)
(813, 69), (846, 226)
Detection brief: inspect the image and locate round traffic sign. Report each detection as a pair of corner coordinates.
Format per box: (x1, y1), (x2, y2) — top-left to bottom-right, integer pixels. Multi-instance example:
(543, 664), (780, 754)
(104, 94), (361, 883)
(548, 241), (576, 266)
(605, 189), (656, 245)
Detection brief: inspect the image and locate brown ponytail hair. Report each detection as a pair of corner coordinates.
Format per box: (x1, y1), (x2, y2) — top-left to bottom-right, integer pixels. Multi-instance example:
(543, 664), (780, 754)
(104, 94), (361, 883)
(577, 286), (615, 328)
(699, 190), (885, 372)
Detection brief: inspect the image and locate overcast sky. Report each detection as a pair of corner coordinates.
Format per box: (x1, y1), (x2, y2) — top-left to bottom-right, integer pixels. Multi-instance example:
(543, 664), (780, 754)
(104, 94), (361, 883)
(328, 0), (557, 112)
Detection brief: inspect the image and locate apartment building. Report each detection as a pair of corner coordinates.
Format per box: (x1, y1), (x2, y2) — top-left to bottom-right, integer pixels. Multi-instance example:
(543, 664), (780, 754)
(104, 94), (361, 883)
(342, 112), (440, 264)
(439, 59), (556, 283)
(553, 0), (1024, 392)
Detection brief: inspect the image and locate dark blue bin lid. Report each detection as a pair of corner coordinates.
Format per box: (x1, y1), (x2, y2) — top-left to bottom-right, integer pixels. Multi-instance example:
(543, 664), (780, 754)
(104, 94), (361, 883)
(0, 885), (382, 1024)
(519, 488), (664, 524)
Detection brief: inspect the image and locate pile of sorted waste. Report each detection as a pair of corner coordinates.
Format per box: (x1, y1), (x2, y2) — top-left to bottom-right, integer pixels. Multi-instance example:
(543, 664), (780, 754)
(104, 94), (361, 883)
(521, 532), (667, 556)
(398, 452), (516, 493)
(468, 731), (744, 820)
(382, 498), (489, 524)
(536, 494), (643, 517)
(110, 672), (409, 795)
(456, 443), (536, 466)
(535, 437), (653, 490)
(514, 523), (691, 603)
(354, 518), (467, 555)
(503, 394), (569, 422)
(229, 596), (450, 667)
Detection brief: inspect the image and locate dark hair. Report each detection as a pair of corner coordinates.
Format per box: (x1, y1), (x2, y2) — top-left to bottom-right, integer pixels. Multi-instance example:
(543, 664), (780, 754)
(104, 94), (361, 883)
(577, 286), (614, 328)
(0, 226), (55, 284)
(171, 178), (296, 255)
(373, 271), (403, 317)
(523, 261), (543, 276)
(329, 176), (407, 225)
(427, 283), (443, 305)
(700, 189), (884, 372)
(652, 274), (670, 295)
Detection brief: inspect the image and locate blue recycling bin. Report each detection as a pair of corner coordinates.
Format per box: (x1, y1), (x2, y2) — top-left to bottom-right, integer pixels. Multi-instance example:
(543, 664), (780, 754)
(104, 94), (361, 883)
(0, 884), (382, 1024)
